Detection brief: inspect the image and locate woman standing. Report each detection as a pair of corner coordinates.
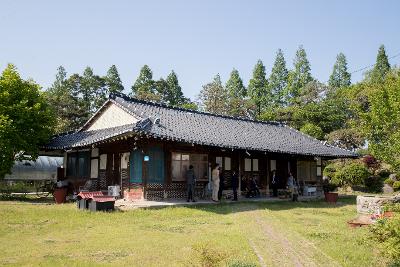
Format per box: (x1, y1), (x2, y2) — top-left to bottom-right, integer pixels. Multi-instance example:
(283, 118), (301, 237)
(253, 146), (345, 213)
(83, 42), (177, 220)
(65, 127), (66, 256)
(211, 164), (220, 202)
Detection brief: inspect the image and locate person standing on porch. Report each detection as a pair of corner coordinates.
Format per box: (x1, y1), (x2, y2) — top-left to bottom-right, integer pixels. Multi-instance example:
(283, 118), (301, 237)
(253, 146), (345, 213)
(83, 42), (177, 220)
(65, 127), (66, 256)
(211, 164), (220, 202)
(186, 165), (196, 202)
(218, 166), (224, 200)
(287, 172), (299, 202)
(271, 170), (279, 197)
(231, 171), (239, 201)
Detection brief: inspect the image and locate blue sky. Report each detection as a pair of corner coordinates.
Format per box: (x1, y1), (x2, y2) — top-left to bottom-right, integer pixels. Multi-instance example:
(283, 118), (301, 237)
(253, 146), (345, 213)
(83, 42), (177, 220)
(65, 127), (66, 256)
(0, 0), (399, 99)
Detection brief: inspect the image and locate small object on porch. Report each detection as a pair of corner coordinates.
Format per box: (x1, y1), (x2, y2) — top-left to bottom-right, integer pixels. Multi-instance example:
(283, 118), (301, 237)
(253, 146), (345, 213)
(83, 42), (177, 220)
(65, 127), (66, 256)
(303, 186), (317, 196)
(108, 185), (120, 197)
(278, 189), (291, 199)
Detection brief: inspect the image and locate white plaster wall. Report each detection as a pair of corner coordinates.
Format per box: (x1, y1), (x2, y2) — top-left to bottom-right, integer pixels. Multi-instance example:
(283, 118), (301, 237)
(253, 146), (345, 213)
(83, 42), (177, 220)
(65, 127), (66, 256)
(87, 104), (138, 131)
(121, 152), (130, 169)
(90, 159), (99, 178)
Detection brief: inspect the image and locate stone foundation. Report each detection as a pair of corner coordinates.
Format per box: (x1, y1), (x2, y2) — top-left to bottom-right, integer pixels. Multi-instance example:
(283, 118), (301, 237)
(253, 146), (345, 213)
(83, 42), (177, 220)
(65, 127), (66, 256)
(124, 187), (144, 201)
(356, 195), (393, 214)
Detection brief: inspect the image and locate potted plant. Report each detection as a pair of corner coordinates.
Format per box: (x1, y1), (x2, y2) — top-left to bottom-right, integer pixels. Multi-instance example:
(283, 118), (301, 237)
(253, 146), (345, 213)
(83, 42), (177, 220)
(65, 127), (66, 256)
(323, 179), (339, 204)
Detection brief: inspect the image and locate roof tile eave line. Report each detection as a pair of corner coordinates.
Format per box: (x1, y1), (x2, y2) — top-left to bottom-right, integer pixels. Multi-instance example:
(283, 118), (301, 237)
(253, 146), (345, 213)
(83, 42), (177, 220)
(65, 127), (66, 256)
(110, 92), (284, 126)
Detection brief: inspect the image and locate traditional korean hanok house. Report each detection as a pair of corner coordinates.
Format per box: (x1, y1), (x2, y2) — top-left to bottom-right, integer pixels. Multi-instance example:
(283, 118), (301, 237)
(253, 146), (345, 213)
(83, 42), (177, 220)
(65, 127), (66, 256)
(41, 93), (355, 200)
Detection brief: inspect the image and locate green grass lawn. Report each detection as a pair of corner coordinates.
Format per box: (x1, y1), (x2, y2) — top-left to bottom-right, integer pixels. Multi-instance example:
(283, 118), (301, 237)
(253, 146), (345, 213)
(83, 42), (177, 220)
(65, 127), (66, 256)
(0, 197), (386, 267)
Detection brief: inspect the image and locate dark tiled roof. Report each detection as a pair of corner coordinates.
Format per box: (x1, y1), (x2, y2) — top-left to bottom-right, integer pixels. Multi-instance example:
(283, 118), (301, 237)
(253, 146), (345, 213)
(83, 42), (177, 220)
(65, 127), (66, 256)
(43, 124), (136, 150)
(44, 93), (356, 158)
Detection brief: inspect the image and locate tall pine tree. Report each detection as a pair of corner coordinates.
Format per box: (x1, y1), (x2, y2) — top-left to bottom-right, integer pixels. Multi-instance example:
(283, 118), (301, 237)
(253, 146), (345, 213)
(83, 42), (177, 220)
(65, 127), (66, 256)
(131, 65), (156, 100)
(328, 53), (351, 89)
(105, 65), (124, 94)
(248, 60), (269, 116)
(225, 69), (252, 117)
(287, 46), (313, 105)
(46, 67), (87, 133)
(226, 68), (246, 98)
(198, 74), (228, 115)
(165, 70), (185, 106)
(81, 66), (106, 113)
(269, 49), (288, 106)
(370, 45), (390, 82)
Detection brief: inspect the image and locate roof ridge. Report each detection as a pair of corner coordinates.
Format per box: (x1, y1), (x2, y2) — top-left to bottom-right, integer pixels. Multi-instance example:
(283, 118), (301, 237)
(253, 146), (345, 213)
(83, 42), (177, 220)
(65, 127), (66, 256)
(109, 92), (285, 126)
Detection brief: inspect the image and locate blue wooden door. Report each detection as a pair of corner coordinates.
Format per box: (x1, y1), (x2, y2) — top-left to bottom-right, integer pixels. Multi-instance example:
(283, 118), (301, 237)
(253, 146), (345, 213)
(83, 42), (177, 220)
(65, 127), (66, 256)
(147, 147), (165, 183)
(130, 150), (142, 183)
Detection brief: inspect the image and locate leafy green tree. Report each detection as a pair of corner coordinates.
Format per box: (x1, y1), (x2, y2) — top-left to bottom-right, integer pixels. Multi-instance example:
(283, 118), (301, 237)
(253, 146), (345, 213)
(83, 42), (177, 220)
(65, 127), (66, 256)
(369, 45), (390, 82)
(286, 46), (313, 104)
(326, 128), (365, 150)
(328, 53), (351, 89)
(131, 65), (157, 101)
(358, 69), (400, 171)
(226, 69), (246, 98)
(248, 60), (269, 116)
(165, 70), (185, 106)
(46, 67), (86, 133)
(300, 123), (324, 140)
(104, 65), (124, 94)
(0, 64), (55, 178)
(269, 49), (288, 106)
(180, 99), (198, 111)
(198, 74), (228, 115)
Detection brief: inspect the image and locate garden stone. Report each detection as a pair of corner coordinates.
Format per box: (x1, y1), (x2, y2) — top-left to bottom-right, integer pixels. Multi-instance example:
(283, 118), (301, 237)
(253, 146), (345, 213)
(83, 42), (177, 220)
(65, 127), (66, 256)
(356, 195), (393, 214)
(393, 193), (400, 203)
(383, 184), (394, 194)
(389, 173), (397, 181)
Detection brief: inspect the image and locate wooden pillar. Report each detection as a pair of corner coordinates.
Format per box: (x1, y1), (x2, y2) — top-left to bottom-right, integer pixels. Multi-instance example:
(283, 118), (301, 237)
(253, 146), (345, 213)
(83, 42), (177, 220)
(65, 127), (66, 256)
(266, 154), (270, 194)
(238, 151), (242, 193)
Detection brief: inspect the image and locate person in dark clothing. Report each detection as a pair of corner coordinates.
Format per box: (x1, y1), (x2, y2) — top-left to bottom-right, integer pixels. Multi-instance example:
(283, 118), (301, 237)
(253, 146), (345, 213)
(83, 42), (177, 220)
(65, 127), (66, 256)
(271, 170), (279, 197)
(186, 165), (196, 202)
(231, 171), (239, 201)
(246, 177), (260, 198)
(218, 167), (224, 200)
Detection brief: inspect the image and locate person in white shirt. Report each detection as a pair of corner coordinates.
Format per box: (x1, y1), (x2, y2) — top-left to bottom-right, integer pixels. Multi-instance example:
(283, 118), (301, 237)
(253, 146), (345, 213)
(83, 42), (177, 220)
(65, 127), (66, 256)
(211, 164), (220, 202)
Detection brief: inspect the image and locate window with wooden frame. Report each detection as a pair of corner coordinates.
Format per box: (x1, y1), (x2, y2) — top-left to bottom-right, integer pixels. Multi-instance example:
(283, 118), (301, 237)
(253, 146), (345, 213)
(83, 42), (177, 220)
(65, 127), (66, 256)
(66, 151), (90, 178)
(244, 158), (259, 172)
(297, 160), (317, 181)
(215, 156), (231, 171)
(171, 152), (208, 181)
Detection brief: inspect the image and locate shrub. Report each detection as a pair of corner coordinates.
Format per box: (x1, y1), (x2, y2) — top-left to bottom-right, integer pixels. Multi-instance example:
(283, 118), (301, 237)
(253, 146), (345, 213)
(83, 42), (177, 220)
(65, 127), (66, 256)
(384, 203), (400, 212)
(323, 164), (337, 179)
(332, 162), (370, 186)
(393, 181), (400, 191)
(384, 178), (395, 186)
(192, 242), (228, 267)
(0, 181), (35, 196)
(363, 176), (383, 193)
(363, 155), (378, 169)
(369, 216), (400, 263)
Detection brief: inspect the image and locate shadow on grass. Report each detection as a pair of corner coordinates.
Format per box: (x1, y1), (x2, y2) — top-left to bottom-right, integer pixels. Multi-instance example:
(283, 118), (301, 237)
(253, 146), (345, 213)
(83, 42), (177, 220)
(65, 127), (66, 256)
(140, 195), (358, 215)
(0, 194), (55, 204)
